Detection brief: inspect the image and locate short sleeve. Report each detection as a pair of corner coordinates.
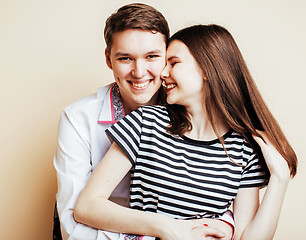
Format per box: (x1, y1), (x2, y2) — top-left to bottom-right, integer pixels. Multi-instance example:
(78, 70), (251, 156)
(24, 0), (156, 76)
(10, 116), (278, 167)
(240, 142), (268, 188)
(105, 108), (143, 165)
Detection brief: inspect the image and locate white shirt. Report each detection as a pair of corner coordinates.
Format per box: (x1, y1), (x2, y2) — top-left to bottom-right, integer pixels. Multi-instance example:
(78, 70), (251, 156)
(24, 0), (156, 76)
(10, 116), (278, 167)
(54, 83), (131, 240)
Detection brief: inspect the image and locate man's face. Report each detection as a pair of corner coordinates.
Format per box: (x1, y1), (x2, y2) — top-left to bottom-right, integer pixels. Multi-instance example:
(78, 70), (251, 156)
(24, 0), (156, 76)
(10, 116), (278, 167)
(106, 29), (166, 113)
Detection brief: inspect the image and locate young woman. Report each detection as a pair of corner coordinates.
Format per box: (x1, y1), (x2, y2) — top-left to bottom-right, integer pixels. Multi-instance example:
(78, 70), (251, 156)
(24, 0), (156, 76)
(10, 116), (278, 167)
(74, 24), (297, 240)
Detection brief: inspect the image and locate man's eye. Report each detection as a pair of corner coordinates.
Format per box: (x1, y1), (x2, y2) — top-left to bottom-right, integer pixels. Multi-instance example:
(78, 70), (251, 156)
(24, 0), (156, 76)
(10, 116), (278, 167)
(171, 62), (178, 66)
(118, 57), (132, 61)
(147, 55), (159, 59)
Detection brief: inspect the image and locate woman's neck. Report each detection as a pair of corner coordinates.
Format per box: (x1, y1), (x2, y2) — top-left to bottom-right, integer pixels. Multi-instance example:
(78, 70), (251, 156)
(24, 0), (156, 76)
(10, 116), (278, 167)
(185, 104), (229, 141)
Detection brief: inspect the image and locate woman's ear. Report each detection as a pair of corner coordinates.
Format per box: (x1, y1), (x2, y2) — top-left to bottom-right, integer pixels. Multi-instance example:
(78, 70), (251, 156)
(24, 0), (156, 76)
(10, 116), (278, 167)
(105, 48), (113, 70)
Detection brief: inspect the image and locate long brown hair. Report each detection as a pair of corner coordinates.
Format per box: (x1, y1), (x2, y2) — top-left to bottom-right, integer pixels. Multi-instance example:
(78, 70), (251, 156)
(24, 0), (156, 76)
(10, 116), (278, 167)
(166, 24), (297, 177)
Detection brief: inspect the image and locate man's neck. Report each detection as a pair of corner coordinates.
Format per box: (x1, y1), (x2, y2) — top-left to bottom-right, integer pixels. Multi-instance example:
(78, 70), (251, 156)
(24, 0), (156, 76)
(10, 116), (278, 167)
(121, 90), (160, 115)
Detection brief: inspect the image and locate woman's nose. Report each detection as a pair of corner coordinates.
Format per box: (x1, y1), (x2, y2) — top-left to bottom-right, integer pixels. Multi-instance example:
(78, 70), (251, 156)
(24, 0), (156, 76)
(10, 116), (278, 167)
(161, 64), (169, 80)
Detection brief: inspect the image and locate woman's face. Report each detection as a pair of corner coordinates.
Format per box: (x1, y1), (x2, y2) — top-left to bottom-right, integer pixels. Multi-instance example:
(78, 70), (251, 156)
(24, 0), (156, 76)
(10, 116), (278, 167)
(161, 40), (206, 108)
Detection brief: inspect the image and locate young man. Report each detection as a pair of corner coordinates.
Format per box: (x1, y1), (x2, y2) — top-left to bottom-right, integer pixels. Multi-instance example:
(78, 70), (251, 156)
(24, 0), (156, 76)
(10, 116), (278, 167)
(54, 3), (233, 240)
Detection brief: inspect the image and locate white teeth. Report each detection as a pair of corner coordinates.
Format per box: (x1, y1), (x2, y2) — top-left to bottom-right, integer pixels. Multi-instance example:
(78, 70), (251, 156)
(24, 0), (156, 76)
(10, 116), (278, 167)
(166, 83), (176, 89)
(132, 81), (150, 88)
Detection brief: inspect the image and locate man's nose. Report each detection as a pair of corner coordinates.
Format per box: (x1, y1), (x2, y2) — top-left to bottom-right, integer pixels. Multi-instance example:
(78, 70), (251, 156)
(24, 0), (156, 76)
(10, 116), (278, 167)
(131, 60), (146, 78)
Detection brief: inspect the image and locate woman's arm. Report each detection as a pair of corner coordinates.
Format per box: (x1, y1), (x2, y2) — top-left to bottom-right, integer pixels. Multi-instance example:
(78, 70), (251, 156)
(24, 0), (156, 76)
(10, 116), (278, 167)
(232, 187), (260, 240)
(233, 131), (290, 240)
(74, 142), (167, 236)
(74, 142), (227, 240)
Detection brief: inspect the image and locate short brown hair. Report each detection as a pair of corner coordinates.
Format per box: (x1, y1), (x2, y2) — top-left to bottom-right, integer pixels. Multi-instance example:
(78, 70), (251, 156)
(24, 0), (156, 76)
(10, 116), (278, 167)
(104, 3), (169, 55)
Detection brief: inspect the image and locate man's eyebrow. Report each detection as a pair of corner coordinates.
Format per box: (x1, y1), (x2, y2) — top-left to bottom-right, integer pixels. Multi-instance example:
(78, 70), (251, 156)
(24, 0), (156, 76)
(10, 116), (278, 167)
(115, 49), (162, 57)
(146, 49), (163, 54)
(114, 49), (163, 58)
(114, 52), (130, 57)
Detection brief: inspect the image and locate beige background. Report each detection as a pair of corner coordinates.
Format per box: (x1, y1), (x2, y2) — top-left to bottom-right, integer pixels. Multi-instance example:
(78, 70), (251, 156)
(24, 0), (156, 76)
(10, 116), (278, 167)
(1, 0), (305, 239)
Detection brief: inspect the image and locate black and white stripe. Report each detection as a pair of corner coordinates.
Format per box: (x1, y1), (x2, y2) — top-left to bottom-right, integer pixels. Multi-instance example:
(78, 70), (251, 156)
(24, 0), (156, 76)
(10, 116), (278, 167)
(106, 105), (267, 219)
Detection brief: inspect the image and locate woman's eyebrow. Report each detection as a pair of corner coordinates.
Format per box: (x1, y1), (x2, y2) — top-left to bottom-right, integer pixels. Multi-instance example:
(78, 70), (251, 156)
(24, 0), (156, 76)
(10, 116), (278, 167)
(167, 56), (180, 61)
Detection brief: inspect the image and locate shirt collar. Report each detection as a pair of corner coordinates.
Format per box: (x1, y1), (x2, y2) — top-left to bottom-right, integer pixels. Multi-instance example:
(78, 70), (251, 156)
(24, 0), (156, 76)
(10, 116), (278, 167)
(97, 83), (125, 124)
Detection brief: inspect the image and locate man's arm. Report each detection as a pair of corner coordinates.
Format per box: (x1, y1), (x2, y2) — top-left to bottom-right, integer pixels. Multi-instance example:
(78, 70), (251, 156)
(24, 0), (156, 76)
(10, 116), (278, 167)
(54, 110), (99, 239)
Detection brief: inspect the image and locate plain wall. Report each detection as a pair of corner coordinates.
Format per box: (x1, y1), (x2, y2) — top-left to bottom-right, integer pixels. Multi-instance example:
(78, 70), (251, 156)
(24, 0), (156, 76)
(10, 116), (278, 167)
(1, 0), (305, 239)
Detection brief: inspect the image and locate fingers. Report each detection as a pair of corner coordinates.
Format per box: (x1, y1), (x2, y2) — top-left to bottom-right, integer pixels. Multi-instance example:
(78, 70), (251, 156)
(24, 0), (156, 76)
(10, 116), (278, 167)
(193, 225), (225, 238)
(206, 237), (218, 240)
(252, 130), (290, 179)
(252, 133), (265, 147)
(192, 218), (233, 239)
(253, 130), (271, 145)
(252, 129), (273, 148)
(203, 227), (225, 238)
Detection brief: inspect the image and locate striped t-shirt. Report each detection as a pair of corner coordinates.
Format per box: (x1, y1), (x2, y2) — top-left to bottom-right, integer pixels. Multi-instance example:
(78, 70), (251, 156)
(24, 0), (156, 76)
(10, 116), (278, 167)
(106, 105), (267, 220)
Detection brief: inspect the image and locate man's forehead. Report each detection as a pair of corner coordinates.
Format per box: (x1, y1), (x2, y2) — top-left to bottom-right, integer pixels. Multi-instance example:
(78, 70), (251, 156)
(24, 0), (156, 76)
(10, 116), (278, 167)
(110, 30), (166, 56)
(112, 29), (166, 44)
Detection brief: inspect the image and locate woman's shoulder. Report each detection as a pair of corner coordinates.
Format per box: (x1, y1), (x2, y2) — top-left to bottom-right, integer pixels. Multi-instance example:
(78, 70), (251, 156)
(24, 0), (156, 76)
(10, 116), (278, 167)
(136, 105), (170, 124)
(141, 105), (167, 111)
(226, 131), (257, 157)
(139, 105), (168, 116)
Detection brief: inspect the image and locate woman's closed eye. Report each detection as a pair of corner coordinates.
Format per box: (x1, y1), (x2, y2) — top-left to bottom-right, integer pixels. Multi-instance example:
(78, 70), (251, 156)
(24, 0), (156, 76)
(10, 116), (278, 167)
(170, 61), (179, 67)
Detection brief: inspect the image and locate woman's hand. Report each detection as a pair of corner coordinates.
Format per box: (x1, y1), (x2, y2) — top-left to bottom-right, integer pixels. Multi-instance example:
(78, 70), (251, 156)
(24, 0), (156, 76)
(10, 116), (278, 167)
(160, 218), (226, 240)
(192, 218), (233, 240)
(231, 130), (291, 240)
(192, 224), (227, 240)
(253, 130), (290, 182)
